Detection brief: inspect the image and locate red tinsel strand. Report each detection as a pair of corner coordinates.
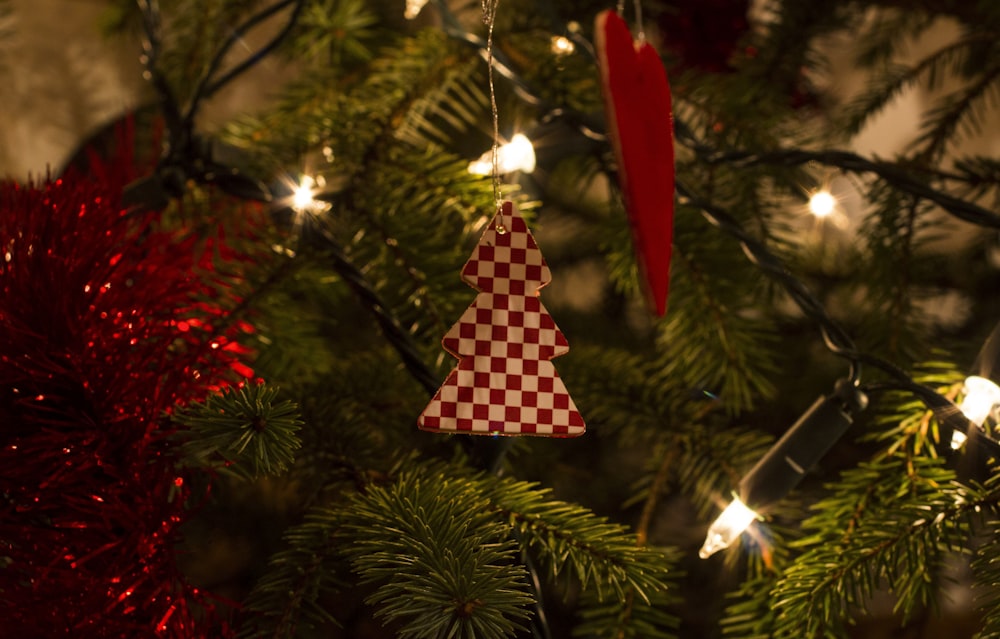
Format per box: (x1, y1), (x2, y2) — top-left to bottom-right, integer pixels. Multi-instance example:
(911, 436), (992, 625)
(0, 146), (250, 637)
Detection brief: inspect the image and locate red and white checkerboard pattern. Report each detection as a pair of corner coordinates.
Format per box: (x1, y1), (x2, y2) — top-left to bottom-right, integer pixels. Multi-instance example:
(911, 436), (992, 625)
(418, 201), (585, 437)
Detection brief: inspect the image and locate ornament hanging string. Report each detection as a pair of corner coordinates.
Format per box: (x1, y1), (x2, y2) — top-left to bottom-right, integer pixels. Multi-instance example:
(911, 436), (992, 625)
(482, 0), (505, 232)
(617, 0), (645, 41)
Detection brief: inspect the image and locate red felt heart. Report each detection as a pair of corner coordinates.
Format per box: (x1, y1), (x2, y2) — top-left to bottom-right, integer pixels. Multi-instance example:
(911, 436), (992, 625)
(596, 9), (675, 317)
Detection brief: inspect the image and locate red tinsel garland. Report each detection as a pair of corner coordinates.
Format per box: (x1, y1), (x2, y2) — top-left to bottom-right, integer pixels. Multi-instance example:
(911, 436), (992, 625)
(0, 151), (251, 637)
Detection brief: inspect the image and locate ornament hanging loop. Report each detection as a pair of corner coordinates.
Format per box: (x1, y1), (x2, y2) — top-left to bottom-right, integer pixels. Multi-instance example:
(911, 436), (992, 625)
(496, 204), (507, 234)
(481, 0), (506, 233)
(616, 0), (645, 42)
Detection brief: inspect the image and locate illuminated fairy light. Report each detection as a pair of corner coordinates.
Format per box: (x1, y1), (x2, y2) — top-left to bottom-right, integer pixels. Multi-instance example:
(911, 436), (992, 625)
(468, 134), (536, 175)
(699, 497), (758, 559)
(951, 375), (1000, 448)
(700, 379), (867, 558)
(288, 175), (331, 215)
(808, 189), (836, 218)
(404, 0), (429, 19)
(292, 176), (317, 211)
(551, 35), (575, 55)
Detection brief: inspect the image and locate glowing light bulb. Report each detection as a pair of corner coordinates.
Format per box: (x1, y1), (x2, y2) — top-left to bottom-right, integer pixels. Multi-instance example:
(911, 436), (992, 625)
(551, 35), (575, 55)
(808, 190), (836, 218)
(951, 376), (1000, 449)
(951, 430), (968, 449)
(289, 175), (330, 215)
(292, 176), (317, 211)
(699, 497), (759, 559)
(468, 134), (537, 176)
(960, 376), (1000, 426)
(404, 0), (428, 19)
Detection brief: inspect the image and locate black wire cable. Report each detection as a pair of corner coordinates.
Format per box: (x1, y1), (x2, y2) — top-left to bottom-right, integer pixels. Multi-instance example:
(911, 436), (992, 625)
(186, 0), (305, 122)
(309, 218), (441, 396)
(677, 178), (987, 425)
(133, 0), (293, 204)
(674, 179), (862, 385)
(137, 0), (184, 150)
(305, 215), (514, 460)
(684, 139), (1000, 230)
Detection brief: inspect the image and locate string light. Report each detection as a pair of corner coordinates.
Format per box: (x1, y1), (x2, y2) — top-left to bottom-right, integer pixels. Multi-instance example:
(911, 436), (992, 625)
(699, 497), (758, 559)
(287, 175), (331, 215)
(808, 189), (836, 218)
(700, 379), (868, 558)
(551, 35), (575, 55)
(950, 375), (1000, 448)
(468, 134), (536, 175)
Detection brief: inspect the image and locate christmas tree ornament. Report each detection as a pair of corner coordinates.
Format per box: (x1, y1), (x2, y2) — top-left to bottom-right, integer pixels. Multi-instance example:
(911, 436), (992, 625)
(418, 201), (585, 437)
(0, 138), (250, 637)
(596, 8), (675, 317)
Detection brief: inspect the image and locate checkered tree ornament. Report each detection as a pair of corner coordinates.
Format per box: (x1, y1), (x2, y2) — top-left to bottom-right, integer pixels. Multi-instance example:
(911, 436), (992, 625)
(418, 201), (585, 437)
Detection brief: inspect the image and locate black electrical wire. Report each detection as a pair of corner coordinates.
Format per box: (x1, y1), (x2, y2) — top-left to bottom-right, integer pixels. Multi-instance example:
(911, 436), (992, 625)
(137, 0), (183, 145)
(674, 179), (862, 385)
(186, 0), (305, 122)
(302, 217), (438, 396)
(683, 138), (1000, 230)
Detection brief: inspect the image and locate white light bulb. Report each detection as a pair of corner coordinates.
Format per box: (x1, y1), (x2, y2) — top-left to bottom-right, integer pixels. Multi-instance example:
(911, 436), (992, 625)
(960, 375), (1000, 427)
(289, 175), (331, 215)
(551, 35), (575, 55)
(292, 176), (317, 212)
(404, 0), (428, 19)
(468, 134), (537, 176)
(951, 376), (1000, 449)
(699, 497), (759, 559)
(951, 430), (968, 449)
(808, 190), (836, 218)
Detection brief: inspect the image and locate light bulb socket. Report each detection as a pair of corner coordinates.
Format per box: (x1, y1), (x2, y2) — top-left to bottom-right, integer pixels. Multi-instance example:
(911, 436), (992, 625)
(739, 378), (867, 510)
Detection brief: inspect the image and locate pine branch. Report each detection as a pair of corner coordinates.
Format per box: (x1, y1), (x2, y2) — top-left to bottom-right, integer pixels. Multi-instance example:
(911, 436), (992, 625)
(480, 476), (675, 603)
(237, 509), (346, 639)
(654, 207), (780, 414)
(567, 347), (687, 444)
(686, 141), (1000, 229)
(916, 62), (1000, 158)
(851, 10), (939, 69)
(760, 362), (969, 636)
(971, 488), (1000, 639)
(864, 361), (964, 453)
(174, 382), (303, 480)
(287, 0), (379, 67)
(842, 33), (993, 137)
(339, 470), (535, 639)
(770, 457), (970, 638)
(672, 426), (776, 521)
(396, 55), (489, 147)
(953, 155), (1000, 190)
(573, 586), (681, 639)
(722, 573), (783, 639)
(853, 187), (935, 361)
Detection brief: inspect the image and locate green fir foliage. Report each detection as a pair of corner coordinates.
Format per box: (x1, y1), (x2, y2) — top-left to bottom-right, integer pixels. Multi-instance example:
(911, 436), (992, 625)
(237, 508), (347, 639)
(339, 471), (535, 639)
(73, 0), (1000, 637)
(175, 382), (303, 479)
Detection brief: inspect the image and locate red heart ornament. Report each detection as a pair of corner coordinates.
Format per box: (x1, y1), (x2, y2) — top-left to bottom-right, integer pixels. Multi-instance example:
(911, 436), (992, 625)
(595, 9), (675, 317)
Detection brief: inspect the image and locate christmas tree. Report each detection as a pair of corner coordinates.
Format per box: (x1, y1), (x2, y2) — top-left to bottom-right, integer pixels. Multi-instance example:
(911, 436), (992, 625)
(2, 1), (1000, 637)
